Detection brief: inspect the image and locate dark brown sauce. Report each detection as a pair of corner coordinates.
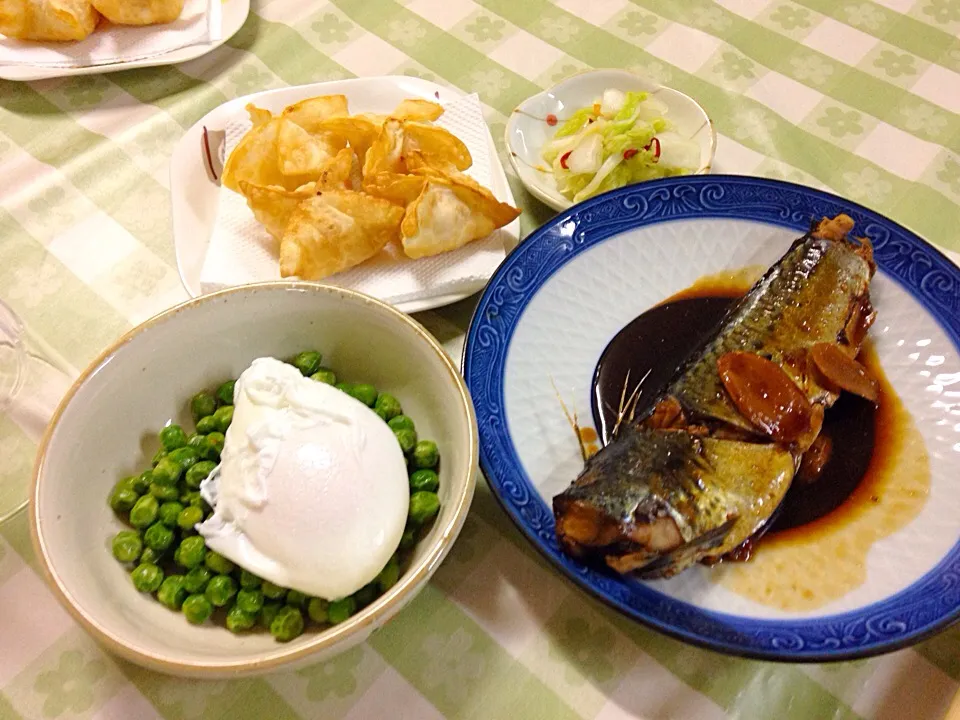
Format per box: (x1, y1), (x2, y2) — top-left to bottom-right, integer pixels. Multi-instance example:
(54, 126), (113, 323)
(591, 280), (890, 543)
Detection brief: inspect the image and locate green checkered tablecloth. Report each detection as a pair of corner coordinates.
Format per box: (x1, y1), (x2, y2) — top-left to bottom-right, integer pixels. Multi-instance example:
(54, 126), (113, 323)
(3, 0), (960, 717)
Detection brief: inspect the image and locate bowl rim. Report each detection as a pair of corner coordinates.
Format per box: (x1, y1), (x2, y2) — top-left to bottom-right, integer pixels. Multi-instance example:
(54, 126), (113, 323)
(504, 67), (717, 212)
(29, 280), (479, 676)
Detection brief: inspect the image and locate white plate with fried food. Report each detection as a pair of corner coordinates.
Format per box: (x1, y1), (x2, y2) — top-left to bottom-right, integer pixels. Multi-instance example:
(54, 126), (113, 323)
(170, 76), (522, 313)
(0, 0), (248, 81)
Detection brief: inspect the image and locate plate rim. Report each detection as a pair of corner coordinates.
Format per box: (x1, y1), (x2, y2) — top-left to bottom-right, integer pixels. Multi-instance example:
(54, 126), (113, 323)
(168, 75), (520, 313)
(462, 173), (960, 663)
(0, 0), (250, 81)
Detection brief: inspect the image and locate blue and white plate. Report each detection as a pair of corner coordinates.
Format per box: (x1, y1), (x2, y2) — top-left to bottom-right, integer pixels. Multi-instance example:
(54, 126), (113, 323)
(463, 175), (960, 662)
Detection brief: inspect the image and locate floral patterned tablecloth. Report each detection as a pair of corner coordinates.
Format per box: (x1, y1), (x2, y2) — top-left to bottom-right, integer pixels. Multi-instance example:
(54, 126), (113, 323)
(2, 0), (960, 718)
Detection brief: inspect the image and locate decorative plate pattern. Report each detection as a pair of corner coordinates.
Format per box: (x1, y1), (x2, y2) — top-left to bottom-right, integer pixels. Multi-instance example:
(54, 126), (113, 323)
(463, 175), (960, 662)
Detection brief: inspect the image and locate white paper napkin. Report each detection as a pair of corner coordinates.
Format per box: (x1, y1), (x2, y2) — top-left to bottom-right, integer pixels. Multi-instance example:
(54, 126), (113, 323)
(199, 93), (510, 306)
(0, 0), (220, 68)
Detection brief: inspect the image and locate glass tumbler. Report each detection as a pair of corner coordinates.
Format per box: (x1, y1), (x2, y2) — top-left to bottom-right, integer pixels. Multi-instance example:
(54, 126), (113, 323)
(0, 299), (75, 523)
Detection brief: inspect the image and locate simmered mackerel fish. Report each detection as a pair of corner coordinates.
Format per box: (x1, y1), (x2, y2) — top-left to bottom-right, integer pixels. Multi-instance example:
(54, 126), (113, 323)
(553, 215), (878, 578)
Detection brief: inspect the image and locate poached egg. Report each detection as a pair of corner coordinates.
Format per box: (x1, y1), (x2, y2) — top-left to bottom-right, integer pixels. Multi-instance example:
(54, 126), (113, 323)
(197, 357), (409, 600)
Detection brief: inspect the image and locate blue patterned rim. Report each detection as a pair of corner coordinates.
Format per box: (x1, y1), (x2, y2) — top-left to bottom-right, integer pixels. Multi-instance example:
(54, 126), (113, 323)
(462, 174), (960, 662)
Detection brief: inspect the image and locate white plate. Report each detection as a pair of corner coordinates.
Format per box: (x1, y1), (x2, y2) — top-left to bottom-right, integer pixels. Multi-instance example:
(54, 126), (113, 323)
(463, 176), (960, 660)
(170, 76), (520, 314)
(505, 69), (716, 212)
(0, 0), (249, 81)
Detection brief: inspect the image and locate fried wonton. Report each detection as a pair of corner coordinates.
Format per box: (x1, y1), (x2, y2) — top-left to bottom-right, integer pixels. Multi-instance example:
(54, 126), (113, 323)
(222, 119), (316, 193)
(276, 118), (347, 177)
(400, 173), (520, 259)
(363, 171), (426, 206)
(317, 115), (380, 166)
(391, 98), (444, 122)
(90, 0), (182, 25)
(238, 181), (316, 241)
(363, 119), (472, 179)
(280, 191), (404, 280)
(0, 0), (99, 41)
(316, 147), (357, 191)
(246, 103), (273, 128)
(281, 94), (349, 133)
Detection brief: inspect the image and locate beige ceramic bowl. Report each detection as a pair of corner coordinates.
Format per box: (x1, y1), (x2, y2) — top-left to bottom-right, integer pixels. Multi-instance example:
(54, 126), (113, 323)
(30, 282), (478, 678)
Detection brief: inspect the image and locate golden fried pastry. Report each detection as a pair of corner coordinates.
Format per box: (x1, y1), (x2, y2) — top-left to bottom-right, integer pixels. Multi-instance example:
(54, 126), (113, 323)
(90, 0), (183, 25)
(0, 0), (99, 41)
(279, 191), (404, 280)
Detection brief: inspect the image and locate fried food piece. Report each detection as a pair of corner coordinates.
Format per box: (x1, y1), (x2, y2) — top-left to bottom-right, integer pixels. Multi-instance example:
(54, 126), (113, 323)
(279, 191), (404, 280)
(238, 181), (316, 241)
(362, 119), (472, 179)
(363, 171), (426, 206)
(90, 0), (183, 25)
(281, 94), (349, 133)
(222, 119), (316, 193)
(400, 171), (520, 259)
(246, 103), (273, 128)
(0, 0), (99, 41)
(276, 118), (347, 177)
(317, 115), (380, 166)
(391, 98), (444, 122)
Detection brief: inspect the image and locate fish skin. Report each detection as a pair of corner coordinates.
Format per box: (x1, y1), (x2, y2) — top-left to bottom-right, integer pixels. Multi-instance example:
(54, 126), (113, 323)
(552, 221), (874, 577)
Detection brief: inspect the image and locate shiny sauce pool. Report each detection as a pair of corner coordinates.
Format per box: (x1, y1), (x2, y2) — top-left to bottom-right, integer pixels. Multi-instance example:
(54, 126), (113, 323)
(591, 275), (880, 541)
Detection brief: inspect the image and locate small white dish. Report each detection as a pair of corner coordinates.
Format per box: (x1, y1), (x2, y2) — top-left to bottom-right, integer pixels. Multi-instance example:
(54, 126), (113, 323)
(170, 76), (520, 314)
(31, 282), (478, 678)
(0, 0), (249, 82)
(505, 69), (716, 212)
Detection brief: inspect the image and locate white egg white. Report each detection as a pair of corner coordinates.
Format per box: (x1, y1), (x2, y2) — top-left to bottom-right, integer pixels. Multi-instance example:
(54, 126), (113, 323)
(197, 357), (409, 600)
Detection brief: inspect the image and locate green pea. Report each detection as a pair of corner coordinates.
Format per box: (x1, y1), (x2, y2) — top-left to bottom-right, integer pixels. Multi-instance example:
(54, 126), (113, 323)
(149, 483), (180, 501)
(159, 425), (187, 451)
(139, 547), (162, 565)
(216, 380), (236, 406)
(204, 550), (234, 575)
(236, 588), (264, 614)
(150, 457), (182, 487)
(144, 523), (175, 552)
(157, 575), (187, 610)
(179, 492), (210, 516)
(239, 570), (261, 589)
(131, 563), (164, 593)
(129, 495), (159, 529)
(191, 391), (217, 421)
(310, 368), (337, 385)
(205, 574), (237, 607)
(132, 471), (152, 494)
(158, 501), (184, 528)
(226, 605), (257, 633)
(388, 415), (415, 433)
(353, 583), (378, 609)
(112, 530), (143, 563)
(195, 415), (218, 435)
(259, 602), (282, 629)
(408, 491), (440, 526)
(292, 351), (322, 377)
(178, 536), (207, 569)
(261, 580), (286, 600)
(177, 505), (204, 531)
(377, 555), (400, 593)
(327, 597), (356, 625)
(184, 460), (216, 490)
(285, 589), (308, 608)
(335, 382), (354, 394)
(270, 605), (305, 642)
(183, 566), (212, 594)
(182, 594), (214, 624)
(151, 447), (167, 467)
(212, 405), (234, 433)
(394, 428), (417, 454)
(411, 440), (439, 469)
(203, 432), (225, 460)
(167, 446), (200, 471)
(409, 469), (439, 493)
(399, 525), (418, 550)
(307, 597), (329, 624)
(109, 485), (139, 514)
(348, 383), (378, 407)
(374, 393), (402, 421)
